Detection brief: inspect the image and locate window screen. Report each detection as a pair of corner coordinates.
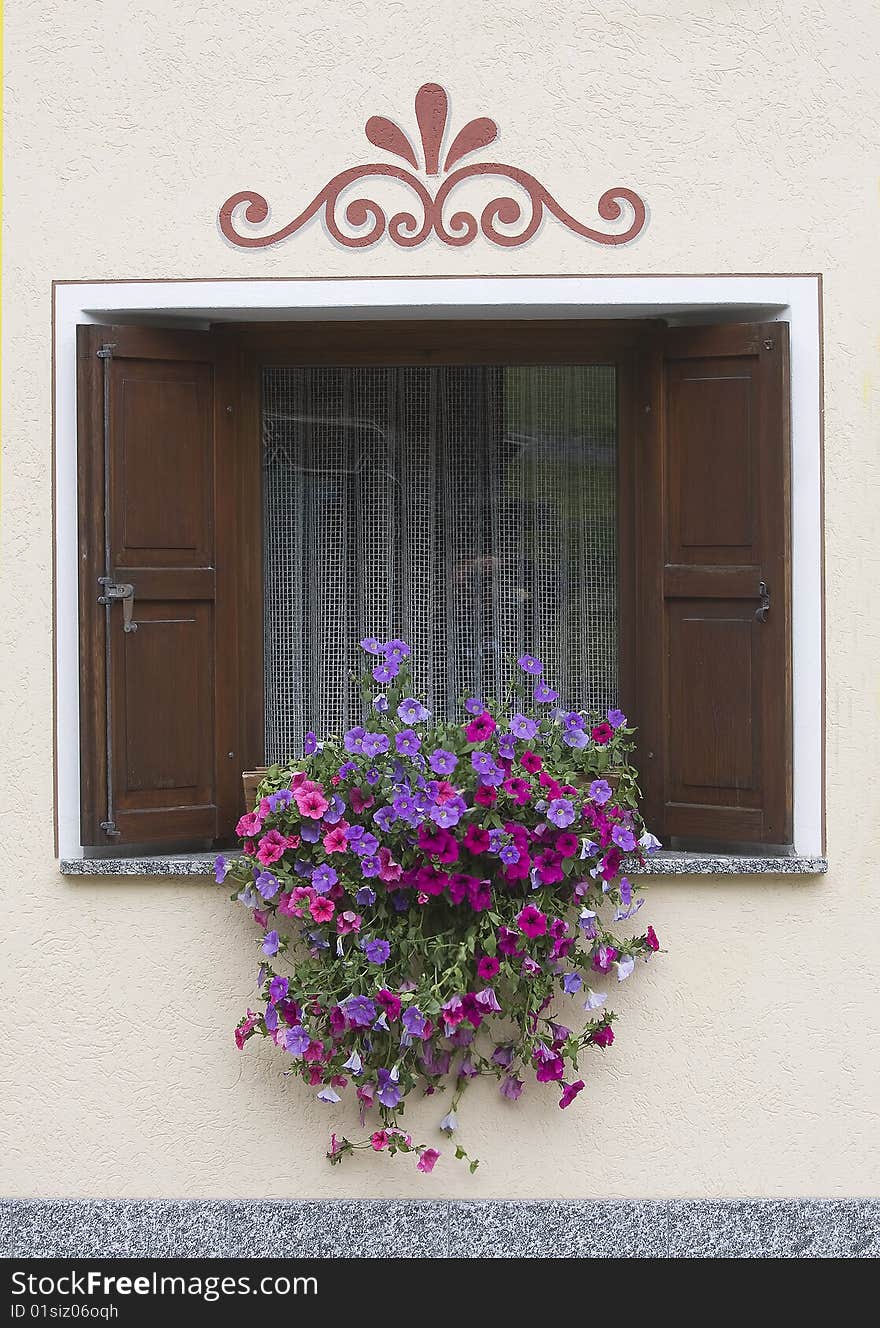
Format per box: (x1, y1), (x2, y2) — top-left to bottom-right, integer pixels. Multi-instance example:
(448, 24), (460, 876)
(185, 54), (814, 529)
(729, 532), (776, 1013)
(262, 364), (618, 762)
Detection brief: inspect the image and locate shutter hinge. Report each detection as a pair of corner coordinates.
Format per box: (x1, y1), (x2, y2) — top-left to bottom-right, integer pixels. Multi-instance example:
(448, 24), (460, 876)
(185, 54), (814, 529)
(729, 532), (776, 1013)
(100, 820), (121, 837)
(762, 337), (775, 351)
(97, 343), (115, 359)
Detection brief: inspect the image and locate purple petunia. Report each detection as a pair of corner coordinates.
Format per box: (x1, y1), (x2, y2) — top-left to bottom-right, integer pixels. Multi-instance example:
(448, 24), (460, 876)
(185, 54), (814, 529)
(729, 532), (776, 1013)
(562, 972), (583, 994)
(376, 1067), (402, 1108)
(384, 639), (410, 662)
(359, 855), (382, 878)
(395, 729), (421, 756)
(547, 797), (576, 828)
(362, 732), (391, 757)
(261, 930), (280, 956)
(589, 779), (612, 806)
(284, 1025), (311, 1056)
(429, 749), (458, 775)
(534, 681), (559, 703)
(373, 692), (389, 713)
(343, 726), (367, 754)
(360, 637), (385, 655)
(214, 855), (229, 884)
(397, 697), (430, 723)
(562, 727), (589, 749)
(373, 805), (397, 832)
(255, 870), (280, 899)
(612, 826), (637, 853)
(607, 708), (627, 729)
(500, 1075), (524, 1100)
(344, 995), (376, 1027)
(402, 1006), (428, 1038)
(355, 885), (376, 907)
(464, 697), (484, 715)
(517, 654), (543, 676)
(372, 661), (398, 684)
(311, 864), (338, 895)
(363, 937), (391, 965)
(510, 713), (538, 741)
(303, 730), (318, 755)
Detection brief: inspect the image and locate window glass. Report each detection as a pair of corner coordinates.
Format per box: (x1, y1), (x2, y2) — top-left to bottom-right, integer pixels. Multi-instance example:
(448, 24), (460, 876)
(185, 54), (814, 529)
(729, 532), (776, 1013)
(262, 364), (618, 761)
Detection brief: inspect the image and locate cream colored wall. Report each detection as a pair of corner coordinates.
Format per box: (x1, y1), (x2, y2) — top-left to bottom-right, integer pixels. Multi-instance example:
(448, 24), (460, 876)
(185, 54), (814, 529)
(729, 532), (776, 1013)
(3, 0), (880, 1199)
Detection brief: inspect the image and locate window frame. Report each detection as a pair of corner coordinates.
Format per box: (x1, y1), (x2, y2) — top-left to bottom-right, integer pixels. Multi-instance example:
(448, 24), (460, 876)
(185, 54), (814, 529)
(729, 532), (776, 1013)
(53, 275), (824, 862)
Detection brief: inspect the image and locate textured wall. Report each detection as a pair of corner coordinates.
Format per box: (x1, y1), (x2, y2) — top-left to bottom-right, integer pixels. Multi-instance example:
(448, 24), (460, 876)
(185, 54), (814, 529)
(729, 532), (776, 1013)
(2, 0), (880, 1199)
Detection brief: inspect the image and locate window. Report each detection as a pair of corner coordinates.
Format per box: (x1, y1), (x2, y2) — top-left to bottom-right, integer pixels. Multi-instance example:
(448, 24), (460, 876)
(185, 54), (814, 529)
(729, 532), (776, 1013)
(74, 317), (793, 854)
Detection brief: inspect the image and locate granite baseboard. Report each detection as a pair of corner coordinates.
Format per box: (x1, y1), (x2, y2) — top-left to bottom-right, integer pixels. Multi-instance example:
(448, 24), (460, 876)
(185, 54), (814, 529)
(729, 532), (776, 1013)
(59, 852), (828, 878)
(2, 1199), (876, 1258)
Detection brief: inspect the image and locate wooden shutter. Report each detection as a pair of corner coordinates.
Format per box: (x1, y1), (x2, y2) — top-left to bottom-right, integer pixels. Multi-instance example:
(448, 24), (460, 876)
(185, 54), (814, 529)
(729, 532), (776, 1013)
(635, 323), (792, 848)
(77, 325), (251, 848)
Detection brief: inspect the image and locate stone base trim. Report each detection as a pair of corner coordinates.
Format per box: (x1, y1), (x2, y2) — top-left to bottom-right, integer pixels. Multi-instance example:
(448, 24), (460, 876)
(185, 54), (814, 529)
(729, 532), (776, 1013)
(2, 1199), (876, 1259)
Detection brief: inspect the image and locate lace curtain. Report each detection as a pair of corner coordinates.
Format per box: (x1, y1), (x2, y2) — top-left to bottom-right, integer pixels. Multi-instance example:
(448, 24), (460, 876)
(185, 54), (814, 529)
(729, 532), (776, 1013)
(262, 363), (618, 762)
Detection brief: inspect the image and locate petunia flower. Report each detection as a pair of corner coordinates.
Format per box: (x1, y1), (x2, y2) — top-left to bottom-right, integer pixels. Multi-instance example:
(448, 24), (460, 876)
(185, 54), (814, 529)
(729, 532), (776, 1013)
(317, 1086), (341, 1104)
(510, 713), (538, 740)
(310, 897), (335, 924)
(464, 697), (484, 715)
(284, 1025), (311, 1056)
(363, 937), (391, 965)
(214, 855), (229, 884)
(428, 748), (458, 775)
(516, 903), (547, 938)
(261, 930), (280, 956)
(645, 925), (660, 952)
(500, 1075), (524, 1100)
(559, 1080), (585, 1109)
(439, 1111), (457, 1134)
(534, 681), (558, 703)
(477, 955), (500, 981)
(343, 995), (376, 1027)
(583, 989), (607, 1011)
(397, 697), (431, 723)
(592, 1025), (615, 1048)
(464, 712), (496, 743)
(517, 654), (543, 676)
(383, 639), (410, 662)
(373, 661), (398, 684)
(589, 779), (612, 806)
(562, 972), (583, 994)
(395, 729), (421, 756)
(607, 708), (627, 729)
(616, 955), (636, 982)
(417, 1148), (440, 1173)
(360, 637), (385, 655)
(342, 1049), (363, 1075)
(591, 722), (613, 745)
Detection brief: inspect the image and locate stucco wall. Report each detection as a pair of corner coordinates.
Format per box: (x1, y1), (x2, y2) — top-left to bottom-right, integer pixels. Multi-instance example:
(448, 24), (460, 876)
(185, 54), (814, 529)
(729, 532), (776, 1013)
(3, 0), (879, 1200)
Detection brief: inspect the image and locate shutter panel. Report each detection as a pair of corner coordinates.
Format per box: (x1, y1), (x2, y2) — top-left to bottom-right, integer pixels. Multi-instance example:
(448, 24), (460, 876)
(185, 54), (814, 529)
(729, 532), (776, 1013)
(77, 325), (245, 848)
(636, 323), (792, 848)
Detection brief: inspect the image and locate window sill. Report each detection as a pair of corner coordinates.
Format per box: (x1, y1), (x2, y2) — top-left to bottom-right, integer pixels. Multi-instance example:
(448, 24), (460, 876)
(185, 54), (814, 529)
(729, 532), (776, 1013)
(59, 851), (828, 878)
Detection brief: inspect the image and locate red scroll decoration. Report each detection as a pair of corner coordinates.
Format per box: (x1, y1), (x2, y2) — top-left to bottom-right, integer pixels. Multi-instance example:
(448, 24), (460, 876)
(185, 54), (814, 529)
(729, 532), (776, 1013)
(219, 82), (647, 250)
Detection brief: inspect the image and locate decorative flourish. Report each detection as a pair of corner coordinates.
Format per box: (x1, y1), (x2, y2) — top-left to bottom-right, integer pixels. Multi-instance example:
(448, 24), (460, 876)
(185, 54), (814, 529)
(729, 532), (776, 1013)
(219, 82), (647, 250)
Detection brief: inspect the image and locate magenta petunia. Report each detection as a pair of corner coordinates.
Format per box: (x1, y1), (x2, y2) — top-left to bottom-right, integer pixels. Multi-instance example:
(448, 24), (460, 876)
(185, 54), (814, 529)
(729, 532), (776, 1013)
(559, 1080), (586, 1109)
(464, 711), (496, 742)
(516, 903), (547, 938)
(417, 1147), (441, 1173)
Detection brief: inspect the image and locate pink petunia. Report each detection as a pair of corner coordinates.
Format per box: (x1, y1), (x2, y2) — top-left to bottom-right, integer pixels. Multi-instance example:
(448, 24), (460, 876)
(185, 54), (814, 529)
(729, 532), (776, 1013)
(350, 787), (374, 814)
(236, 811), (264, 838)
(322, 825), (349, 854)
(417, 1148), (441, 1173)
(296, 787), (330, 819)
(310, 896), (335, 923)
(592, 1024), (615, 1048)
(503, 777), (531, 806)
(234, 1009), (259, 1050)
(433, 780), (459, 805)
(474, 785), (498, 807)
(256, 829), (288, 866)
(645, 925), (660, 952)
(477, 955), (500, 981)
(378, 846), (402, 883)
(520, 750), (543, 774)
(371, 1130), (390, 1151)
(336, 909), (363, 934)
(464, 712), (496, 742)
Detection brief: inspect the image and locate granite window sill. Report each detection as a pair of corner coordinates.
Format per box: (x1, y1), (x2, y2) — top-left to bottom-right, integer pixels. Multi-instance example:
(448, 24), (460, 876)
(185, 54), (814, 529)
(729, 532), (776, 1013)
(59, 851), (828, 878)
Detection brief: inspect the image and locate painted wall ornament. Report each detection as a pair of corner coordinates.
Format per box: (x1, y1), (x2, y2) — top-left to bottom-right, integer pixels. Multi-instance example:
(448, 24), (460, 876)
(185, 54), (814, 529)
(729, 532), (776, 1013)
(219, 83), (647, 250)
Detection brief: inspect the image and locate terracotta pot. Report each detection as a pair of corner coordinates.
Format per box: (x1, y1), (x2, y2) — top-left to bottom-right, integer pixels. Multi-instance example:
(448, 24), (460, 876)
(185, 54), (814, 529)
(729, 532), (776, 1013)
(242, 768), (269, 809)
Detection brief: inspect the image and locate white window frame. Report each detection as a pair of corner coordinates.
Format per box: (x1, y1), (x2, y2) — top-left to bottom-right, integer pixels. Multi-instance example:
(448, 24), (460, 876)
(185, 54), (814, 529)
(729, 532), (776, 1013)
(54, 274), (824, 860)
